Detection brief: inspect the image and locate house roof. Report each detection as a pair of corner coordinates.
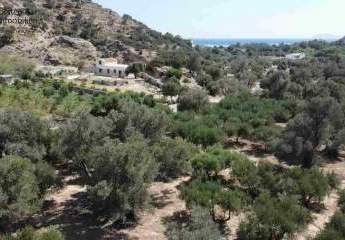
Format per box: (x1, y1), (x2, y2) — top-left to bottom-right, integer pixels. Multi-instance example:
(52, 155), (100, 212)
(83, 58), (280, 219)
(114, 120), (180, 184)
(102, 58), (118, 63)
(98, 58), (128, 68)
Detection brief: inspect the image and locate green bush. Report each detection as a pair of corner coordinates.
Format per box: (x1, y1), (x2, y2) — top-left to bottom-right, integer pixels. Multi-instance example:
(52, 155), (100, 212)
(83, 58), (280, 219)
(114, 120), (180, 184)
(167, 68), (183, 79)
(239, 194), (310, 240)
(0, 156), (41, 226)
(177, 88), (209, 112)
(315, 212), (345, 240)
(0, 54), (36, 80)
(191, 147), (239, 179)
(182, 180), (244, 222)
(162, 78), (182, 97)
(165, 206), (224, 240)
(153, 138), (197, 181)
(1, 227), (64, 240)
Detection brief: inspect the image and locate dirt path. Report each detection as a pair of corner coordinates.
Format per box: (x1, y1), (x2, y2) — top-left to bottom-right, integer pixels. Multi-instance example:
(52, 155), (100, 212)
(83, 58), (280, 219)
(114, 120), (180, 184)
(294, 161), (345, 240)
(45, 174), (87, 211)
(294, 188), (342, 240)
(120, 177), (190, 240)
(227, 213), (245, 240)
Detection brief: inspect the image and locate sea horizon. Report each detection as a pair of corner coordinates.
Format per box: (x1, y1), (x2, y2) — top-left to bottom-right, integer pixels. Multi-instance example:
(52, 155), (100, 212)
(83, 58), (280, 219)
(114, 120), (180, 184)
(192, 38), (337, 47)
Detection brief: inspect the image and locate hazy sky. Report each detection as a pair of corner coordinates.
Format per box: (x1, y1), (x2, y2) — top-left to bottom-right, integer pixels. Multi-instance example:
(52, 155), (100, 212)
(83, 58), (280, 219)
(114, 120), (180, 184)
(94, 0), (344, 39)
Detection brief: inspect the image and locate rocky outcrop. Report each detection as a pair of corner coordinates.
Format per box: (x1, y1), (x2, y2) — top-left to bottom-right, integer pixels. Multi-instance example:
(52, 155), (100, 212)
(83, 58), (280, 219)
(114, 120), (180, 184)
(44, 36), (97, 66)
(51, 36), (96, 54)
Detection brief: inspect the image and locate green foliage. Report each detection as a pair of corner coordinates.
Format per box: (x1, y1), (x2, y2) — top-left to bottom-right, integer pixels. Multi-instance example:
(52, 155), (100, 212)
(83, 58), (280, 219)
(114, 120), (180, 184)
(86, 135), (157, 221)
(157, 49), (189, 69)
(126, 63), (146, 77)
(191, 147), (239, 179)
(108, 100), (168, 142)
(213, 94), (289, 142)
(59, 111), (111, 171)
(261, 70), (290, 99)
(173, 117), (223, 147)
(277, 97), (342, 167)
(315, 212), (345, 240)
(0, 109), (50, 162)
(178, 88), (209, 112)
(315, 188), (345, 239)
(182, 180), (244, 222)
(0, 54), (35, 80)
(90, 91), (156, 116)
(285, 168), (330, 208)
(2, 227), (64, 240)
(239, 194), (310, 240)
(153, 138), (197, 181)
(34, 161), (57, 195)
(167, 68), (183, 79)
(0, 156), (41, 226)
(162, 77), (182, 97)
(165, 206), (224, 240)
(187, 54), (201, 74)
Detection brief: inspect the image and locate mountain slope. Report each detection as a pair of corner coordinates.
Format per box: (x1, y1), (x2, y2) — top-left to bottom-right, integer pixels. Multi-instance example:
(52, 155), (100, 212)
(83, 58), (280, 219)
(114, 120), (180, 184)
(0, 0), (193, 67)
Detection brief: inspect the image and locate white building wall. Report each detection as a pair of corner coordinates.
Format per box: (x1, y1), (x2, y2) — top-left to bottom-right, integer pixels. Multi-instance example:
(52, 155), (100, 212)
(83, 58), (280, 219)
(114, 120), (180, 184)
(94, 59), (128, 77)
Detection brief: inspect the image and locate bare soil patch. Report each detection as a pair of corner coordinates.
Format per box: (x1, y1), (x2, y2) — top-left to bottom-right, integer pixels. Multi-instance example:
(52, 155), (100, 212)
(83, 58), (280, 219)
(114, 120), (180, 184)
(120, 177), (190, 240)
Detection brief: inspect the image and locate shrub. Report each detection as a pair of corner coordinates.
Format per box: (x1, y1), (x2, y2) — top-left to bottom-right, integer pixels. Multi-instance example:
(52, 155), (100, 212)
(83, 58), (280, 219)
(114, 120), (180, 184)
(286, 167), (330, 208)
(153, 138), (197, 181)
(0, 109), (50, 162)
(162, 78), (182, 97)
(167, 68), (183, 79)
(191, 147), (238, 179)
(1, 227), (64, 240)
(182, 180), (244, 222)
(239, 194), (309, 240)
(177, 88), (209, 112)
(0, 54), (36, 80)
(86, 136), (157, 222)
(0, 26), (15, 47)
(315, 212), (345, 240)
(165, 206), (224, 240)
(0, 156), (41, 227)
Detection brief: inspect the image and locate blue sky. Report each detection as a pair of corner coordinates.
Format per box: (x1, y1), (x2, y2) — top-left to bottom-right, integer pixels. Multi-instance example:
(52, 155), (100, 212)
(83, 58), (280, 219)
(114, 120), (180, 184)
(94, 0), (344, 39)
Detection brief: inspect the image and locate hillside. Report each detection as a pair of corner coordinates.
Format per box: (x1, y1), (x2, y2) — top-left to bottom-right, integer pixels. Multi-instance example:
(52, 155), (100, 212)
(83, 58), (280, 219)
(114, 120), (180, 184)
(0, 0), (193, 68)
(337, 36), (345, 45)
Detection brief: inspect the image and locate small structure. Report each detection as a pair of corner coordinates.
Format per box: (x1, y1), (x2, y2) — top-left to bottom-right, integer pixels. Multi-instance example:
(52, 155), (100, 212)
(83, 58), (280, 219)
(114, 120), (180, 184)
(0, 75), (14, 85)
(286, 53), (306, 60)
(94, 58), (128, 78)
(36, 65), (78, 76)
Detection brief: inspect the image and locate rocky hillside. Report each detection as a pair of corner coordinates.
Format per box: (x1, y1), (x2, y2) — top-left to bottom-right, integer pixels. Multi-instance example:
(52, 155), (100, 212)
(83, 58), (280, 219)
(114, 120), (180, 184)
(0, 0), (193, 68)
(337, 36), (345, 45)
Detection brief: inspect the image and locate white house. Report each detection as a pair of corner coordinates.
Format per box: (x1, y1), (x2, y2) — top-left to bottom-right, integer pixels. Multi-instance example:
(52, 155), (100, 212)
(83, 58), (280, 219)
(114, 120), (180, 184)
(0, 75), (14, 85)
(286, 53), (306, 60)
(94, 58), (128, 78)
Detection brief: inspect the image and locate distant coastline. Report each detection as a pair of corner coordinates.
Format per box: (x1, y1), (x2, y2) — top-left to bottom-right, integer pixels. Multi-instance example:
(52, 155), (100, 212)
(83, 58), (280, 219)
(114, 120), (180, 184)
(192, 38), (336, 47)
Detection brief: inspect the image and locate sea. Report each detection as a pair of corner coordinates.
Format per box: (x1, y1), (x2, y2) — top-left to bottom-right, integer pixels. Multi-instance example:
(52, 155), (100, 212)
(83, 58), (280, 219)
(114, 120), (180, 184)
(191, 38), (335, 47)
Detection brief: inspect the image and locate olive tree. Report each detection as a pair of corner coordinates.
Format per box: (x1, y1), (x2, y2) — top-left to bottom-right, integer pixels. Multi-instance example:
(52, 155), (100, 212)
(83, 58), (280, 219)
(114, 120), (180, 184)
(239, 194), (309, 240)
(0, 109), (50, 162)
(153, 137), (197, 181)
(178, 88), (209, 112)
(86, 136), (157, 222)
(0, 156), (41, 228)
